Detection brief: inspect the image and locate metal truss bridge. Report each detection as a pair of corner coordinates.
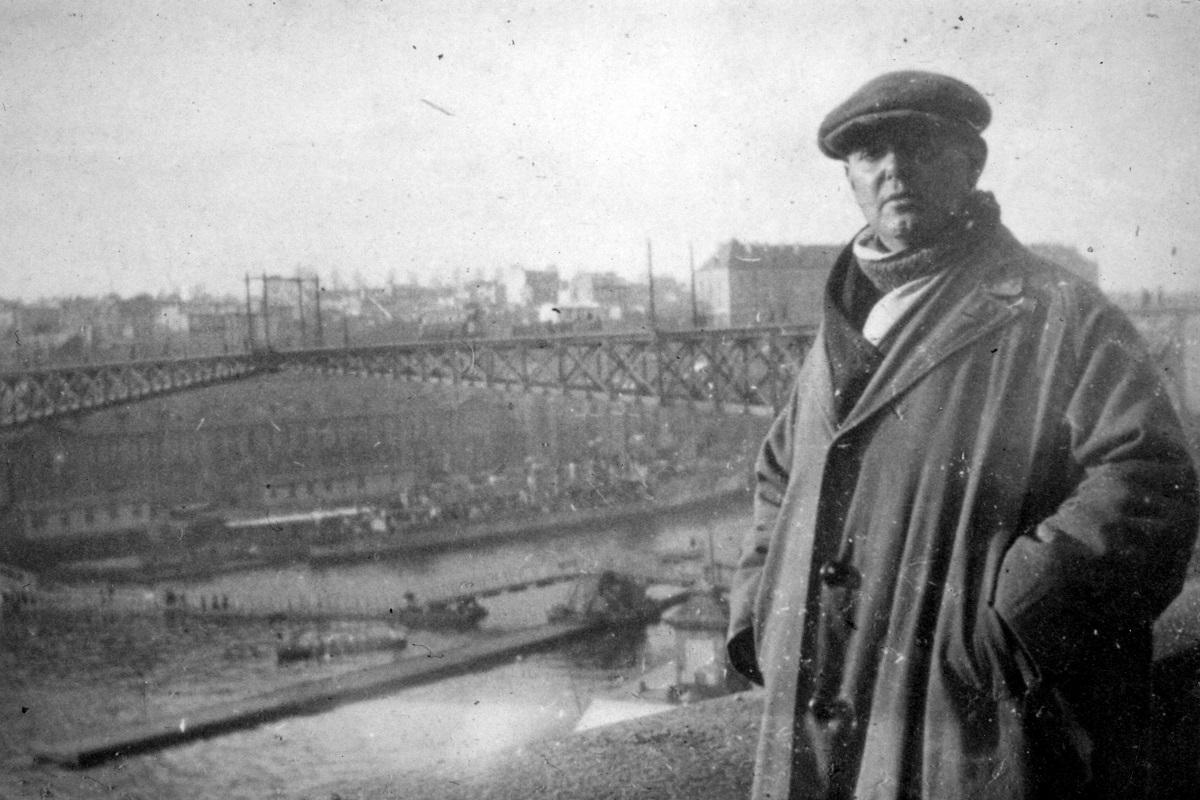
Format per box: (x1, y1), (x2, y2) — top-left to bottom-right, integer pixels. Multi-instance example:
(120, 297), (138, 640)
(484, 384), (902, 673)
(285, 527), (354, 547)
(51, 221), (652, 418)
(0, 327), (815, 429)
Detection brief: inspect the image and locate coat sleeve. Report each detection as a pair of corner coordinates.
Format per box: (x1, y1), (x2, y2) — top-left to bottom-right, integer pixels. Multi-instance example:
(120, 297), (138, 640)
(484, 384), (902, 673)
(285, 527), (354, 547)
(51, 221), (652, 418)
(726, 380), (801, 685)
(993, 298), (1199, 680)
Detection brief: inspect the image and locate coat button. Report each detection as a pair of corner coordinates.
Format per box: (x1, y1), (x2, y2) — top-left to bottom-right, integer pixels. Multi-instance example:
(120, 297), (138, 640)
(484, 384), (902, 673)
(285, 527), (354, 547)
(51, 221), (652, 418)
(818, 560), (860, 589)
(808, 696), (854, 723)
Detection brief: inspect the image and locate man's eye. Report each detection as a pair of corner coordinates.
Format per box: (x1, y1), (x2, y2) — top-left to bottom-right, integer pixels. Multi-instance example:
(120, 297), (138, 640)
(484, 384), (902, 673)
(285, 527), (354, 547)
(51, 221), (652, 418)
(854, 144), (886, 160)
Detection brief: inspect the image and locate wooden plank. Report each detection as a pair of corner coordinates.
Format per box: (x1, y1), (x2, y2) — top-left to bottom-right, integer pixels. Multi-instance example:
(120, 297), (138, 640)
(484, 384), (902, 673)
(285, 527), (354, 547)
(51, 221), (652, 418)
(31, 620), (602, 768)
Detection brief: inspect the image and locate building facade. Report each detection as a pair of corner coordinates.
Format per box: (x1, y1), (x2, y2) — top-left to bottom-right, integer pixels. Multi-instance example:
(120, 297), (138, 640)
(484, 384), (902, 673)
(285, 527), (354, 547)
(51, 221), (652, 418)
(696, 239), (1099, 329)
(695, 240), (840, 328)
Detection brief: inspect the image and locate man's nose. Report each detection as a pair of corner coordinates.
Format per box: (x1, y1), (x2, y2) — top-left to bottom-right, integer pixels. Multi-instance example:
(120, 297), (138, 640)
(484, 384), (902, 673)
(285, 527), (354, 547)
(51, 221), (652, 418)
(877, 148), (916, 181)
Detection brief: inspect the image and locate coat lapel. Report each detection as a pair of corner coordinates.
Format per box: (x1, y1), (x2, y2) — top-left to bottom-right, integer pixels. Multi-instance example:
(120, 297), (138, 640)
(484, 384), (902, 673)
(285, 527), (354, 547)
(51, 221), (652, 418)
(804, 323), (841, 434)
(836, 229), (1035, 436)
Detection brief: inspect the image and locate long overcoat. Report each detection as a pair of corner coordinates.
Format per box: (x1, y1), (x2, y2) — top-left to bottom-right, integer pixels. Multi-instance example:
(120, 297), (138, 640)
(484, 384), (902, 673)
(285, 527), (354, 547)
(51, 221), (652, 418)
(727, 225), (1198, 800)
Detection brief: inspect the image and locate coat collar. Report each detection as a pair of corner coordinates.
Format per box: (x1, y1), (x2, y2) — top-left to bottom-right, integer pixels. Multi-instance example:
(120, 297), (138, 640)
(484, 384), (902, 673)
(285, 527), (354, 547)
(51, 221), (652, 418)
(827, 225), (1037, 436)
(804, 324), (840, 438)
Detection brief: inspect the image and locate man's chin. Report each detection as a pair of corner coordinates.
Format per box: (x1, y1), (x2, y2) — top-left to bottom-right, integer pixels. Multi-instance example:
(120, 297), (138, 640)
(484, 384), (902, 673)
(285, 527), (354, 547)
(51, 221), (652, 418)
(879, 218), (925, 249)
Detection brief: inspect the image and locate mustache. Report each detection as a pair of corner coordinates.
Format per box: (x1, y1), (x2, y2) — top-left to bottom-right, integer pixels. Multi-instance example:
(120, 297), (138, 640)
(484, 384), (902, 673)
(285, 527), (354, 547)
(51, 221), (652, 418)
(879, 191), (922, 207)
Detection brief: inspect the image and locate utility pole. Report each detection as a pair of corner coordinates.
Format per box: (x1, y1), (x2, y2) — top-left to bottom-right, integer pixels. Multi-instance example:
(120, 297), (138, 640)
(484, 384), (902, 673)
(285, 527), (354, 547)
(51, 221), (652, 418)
(244, 273), (254, 351)
(261, 272), (271, 350)
(689, 242), (700, 328)
(646, 239), (658, 331)
(314, 275), (324, 347)
(295, 276), (306, 347)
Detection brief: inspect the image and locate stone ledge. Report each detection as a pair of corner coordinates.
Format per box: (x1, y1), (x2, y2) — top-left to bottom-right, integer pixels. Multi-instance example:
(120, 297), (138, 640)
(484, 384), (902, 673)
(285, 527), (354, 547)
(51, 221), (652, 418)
(307, 578), (1200, 800)
(304, 690), (763, 800)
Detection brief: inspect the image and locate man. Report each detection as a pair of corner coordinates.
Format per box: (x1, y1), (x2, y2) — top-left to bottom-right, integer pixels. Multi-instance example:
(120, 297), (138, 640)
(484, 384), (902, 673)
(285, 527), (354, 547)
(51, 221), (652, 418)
(726, 70), (1198, 800)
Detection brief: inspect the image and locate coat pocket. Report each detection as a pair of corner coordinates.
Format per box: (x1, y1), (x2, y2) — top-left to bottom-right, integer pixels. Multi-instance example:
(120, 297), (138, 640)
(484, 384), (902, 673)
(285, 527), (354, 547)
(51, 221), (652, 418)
(943, 605), (1038, 700)
(974, 606), (1041, 699)
(937, 610), (1094, 794)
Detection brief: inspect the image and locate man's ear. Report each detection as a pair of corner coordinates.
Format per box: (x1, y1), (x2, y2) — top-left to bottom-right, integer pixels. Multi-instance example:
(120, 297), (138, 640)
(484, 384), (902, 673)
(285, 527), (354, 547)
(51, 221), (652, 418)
(969, 139), (988, 186)
(967, 164), (984, 190)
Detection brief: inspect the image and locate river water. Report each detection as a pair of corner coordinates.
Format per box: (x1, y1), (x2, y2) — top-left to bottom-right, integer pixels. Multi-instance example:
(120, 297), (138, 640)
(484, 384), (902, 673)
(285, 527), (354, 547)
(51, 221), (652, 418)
(1, 500), (750, 799)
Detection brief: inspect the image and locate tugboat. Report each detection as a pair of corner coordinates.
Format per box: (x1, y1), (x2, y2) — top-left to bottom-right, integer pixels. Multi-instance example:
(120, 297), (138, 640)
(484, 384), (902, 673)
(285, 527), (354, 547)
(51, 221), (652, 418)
(547, 570), (665, 625)
(276, 621), (408, 664)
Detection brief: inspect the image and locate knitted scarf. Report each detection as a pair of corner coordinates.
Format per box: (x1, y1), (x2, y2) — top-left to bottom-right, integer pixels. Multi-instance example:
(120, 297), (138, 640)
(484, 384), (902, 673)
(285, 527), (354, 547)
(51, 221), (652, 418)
(822, 190), (1002, 422)
(853, 190), (1002, 293)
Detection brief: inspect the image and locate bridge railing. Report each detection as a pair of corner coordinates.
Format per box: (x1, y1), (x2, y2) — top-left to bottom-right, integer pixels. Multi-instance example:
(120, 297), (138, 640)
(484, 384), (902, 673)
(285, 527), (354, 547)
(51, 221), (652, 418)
(0, 351), (271, 428)
(0, 327), (816, 429)
(277, 326), (816, 412)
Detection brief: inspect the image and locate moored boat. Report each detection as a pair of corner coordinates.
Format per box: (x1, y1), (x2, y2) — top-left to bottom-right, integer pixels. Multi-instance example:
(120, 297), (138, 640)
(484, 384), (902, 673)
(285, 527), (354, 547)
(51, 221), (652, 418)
(276, 621), (408, 664)
(547, 571), (667, 625)
(391, 596), (488, 631)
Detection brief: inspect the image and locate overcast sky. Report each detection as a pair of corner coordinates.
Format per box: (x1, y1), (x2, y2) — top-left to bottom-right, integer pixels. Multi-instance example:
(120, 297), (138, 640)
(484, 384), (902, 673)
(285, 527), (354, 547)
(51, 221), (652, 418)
(3, 0), (1198, 301)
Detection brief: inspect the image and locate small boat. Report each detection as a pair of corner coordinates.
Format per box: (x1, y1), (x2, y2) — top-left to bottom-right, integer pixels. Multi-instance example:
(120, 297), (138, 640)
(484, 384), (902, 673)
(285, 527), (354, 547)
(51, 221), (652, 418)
(391, 595), (488, 631)
(655, 545), (705, 565)
(276, 621), (408, 664)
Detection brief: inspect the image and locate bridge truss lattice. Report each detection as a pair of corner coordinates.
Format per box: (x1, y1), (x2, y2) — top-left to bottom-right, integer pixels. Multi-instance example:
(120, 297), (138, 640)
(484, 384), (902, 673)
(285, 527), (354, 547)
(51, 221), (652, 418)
(1, 327), (815, 429)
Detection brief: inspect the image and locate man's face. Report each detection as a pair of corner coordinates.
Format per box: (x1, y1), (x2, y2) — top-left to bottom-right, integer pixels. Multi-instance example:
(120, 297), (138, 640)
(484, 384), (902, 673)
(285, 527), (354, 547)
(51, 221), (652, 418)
(844, 123), (980, 252)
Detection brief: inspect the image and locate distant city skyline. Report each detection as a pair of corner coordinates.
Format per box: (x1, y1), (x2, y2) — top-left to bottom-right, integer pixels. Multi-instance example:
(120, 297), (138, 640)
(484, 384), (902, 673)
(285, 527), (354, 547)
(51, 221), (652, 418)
(4, 1), (1199, 301)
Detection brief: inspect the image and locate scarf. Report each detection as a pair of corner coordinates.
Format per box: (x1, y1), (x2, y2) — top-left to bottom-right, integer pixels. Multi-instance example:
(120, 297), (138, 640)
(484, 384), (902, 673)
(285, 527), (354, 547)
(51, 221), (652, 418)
(852, 190), (1002, 293)
(822, 190), (1002, 422)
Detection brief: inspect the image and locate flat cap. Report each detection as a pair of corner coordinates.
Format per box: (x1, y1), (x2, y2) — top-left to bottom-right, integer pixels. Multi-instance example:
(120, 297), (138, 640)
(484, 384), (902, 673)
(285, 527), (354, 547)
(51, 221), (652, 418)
(818, 70), (990, 158)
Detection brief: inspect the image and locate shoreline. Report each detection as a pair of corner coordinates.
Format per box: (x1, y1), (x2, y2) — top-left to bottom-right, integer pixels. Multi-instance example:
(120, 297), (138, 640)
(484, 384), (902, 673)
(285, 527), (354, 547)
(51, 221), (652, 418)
(51, 480), (751, 586)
